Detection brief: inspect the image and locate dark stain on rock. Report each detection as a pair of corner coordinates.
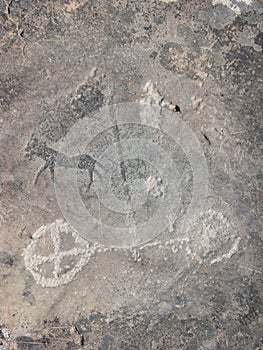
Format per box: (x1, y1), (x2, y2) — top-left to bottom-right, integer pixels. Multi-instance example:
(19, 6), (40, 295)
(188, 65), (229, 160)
(0, 251), (15, 266)
(71, 83), (104, 117)
(159, 39), (211, 79)
(22, 290), (36, 306)
(160, 42), (191, 75)
(15, 335), (48, 350)
(0, 74), (23, 111)
(38, 82), (104, 142)
(255, 31), (263, 49)
(225, 46), (262, 97)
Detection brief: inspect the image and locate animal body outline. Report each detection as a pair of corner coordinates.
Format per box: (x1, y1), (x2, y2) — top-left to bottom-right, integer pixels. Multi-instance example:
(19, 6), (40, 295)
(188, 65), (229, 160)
(25, 134), (104, 187)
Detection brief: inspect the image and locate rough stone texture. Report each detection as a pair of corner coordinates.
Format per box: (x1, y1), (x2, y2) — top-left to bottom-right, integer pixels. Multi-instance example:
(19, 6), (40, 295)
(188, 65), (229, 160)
(0, 0), (262, 349)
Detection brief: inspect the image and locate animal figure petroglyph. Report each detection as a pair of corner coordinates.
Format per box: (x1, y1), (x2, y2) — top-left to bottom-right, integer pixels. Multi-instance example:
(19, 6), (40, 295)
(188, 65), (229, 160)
(25, 135), (104, 186)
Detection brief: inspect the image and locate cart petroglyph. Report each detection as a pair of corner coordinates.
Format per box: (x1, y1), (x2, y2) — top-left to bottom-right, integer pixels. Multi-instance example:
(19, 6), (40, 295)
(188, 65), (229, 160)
(23, 210), (241, 287)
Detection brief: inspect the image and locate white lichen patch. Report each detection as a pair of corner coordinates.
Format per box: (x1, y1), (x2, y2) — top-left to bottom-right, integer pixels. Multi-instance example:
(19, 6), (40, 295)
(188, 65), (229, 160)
(145, 176), (164, 198)
(212, 0), (253, 15)
(139, 80), (163, 128)
(141, 80), (163, 107)
(237, 25), (262, 51)
(139, 80), (178, 128)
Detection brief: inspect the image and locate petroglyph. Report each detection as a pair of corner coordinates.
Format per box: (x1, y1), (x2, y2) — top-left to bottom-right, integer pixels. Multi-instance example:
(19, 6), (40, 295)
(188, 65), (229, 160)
(24, 210), (241, 287)
(23, 219), (109, 288)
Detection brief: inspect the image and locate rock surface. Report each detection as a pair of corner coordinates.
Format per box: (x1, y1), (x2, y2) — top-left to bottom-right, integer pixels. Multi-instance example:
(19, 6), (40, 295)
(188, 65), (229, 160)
(0, 0), (262, 349)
